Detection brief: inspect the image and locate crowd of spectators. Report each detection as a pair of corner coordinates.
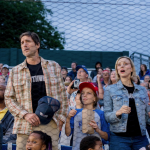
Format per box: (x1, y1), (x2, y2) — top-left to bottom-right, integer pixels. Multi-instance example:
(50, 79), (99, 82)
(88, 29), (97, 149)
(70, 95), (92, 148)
(1, 57), (150, 150)
(1, 31), (150, 150)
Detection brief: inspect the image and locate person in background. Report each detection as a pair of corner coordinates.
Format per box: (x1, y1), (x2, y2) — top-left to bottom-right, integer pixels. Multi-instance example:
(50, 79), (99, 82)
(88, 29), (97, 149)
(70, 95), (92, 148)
(59, 90), (83, 147)
(80, 136), (103, 150)
(93, 67), (103, 83)
(132, 75), (141, 85)
(26, 131), (52, 150)
(139, 64), (150, 80)
(0, 75), (5, 84)
(105, 67), (112, 73)
(0, 83), (16, 144)
(0, 63), (3, 75)
(141, 82), (148, 90)
(108, 71), (117, 85)
(101, 70), (110, 88)
(61, 66), (68, 82)
(144, 75), (150, 84)
(104, 56), (150, 150)
(1, 64), (9, 84)
(65, 76), (72, 84)
(68, 62), (77, 80)
(87, 77), (92, 82)
(67, 65), (89, 107)
(90, 62), (102, 79)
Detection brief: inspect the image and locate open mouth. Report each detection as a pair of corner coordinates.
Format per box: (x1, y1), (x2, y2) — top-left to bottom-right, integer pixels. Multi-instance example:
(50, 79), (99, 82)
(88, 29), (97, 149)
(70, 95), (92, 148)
(27, 148), (32, 150)
(120, 70), (125, 73)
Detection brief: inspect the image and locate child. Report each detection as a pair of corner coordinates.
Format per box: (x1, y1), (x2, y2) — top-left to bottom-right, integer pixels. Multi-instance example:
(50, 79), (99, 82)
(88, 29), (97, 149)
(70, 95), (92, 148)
(65, 82), (110, 150)
(26, 131), (52, 150)
(80, 136), (103, 150)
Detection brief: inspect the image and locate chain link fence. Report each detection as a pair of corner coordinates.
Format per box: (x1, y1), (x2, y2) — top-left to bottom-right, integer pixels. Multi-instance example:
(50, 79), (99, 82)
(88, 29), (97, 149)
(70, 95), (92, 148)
(42, 0), (150, 71)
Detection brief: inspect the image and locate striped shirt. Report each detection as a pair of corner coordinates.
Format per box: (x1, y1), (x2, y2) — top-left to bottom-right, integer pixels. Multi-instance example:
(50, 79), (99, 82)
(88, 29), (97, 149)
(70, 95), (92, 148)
(5, 57), (68, 135)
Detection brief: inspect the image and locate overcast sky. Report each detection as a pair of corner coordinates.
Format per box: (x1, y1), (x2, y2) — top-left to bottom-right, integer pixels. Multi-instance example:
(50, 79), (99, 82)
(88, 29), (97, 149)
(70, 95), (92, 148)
(42, 0), (150, 57)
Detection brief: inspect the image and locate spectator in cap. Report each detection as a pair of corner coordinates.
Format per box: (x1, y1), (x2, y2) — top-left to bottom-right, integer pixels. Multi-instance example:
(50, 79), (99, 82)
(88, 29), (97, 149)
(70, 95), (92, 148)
(68, 62), (77, 80)
(0, 63), (3, 75)
(67, 65), (89, 107)
(65, 82), (109, 150)
(1, 64), (9, 85)
(61, 66), (68, 82)
(90, 62), (102, 79)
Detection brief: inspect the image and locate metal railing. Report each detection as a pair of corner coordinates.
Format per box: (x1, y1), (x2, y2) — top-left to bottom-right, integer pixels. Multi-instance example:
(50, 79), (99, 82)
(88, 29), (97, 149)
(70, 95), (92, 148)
(130, 52), (150, 70)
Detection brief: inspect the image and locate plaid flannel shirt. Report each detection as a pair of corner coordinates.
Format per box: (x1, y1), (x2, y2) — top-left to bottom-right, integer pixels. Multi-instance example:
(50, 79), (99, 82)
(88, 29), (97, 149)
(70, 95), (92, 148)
(5, 57), (68, 135)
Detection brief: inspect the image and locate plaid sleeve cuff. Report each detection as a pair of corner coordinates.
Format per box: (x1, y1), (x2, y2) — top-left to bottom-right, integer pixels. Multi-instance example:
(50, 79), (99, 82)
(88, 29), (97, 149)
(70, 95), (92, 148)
(19, 110), (28, 119)
(59, 115), (66, 122)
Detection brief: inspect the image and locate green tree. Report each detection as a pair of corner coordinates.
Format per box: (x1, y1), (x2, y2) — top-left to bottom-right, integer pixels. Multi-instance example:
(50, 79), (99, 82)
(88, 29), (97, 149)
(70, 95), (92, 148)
(0, 0), (65, 50)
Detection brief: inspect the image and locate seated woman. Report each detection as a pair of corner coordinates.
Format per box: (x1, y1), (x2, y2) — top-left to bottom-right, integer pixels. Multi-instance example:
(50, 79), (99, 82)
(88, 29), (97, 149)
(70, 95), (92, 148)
(104, 56), (150, 150)
(139, 64), (150, 80)
(65, 82), (109, 150)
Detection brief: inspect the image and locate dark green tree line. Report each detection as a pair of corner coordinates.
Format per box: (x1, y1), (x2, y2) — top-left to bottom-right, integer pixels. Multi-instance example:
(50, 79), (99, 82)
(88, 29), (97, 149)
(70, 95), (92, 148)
(0, 0), (65, 49)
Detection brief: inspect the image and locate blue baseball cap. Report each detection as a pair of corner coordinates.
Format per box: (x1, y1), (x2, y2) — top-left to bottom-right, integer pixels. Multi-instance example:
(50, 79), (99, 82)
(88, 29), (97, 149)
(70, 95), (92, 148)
(76, 65), (88, 75)
(35, 96), (60, 125)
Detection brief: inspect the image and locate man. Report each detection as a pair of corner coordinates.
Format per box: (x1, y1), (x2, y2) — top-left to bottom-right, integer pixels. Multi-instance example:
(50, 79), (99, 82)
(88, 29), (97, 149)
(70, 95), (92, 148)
(144, 75), (150, 84)
(1, 64), (9, 84)
(61, 66), (68, 81)
(0, 83), (16, 144)
(90, 61), (102, 79)
(68, 62), (77, 80)
(5, 31), (68, 150)
(67, 65), (89, 107)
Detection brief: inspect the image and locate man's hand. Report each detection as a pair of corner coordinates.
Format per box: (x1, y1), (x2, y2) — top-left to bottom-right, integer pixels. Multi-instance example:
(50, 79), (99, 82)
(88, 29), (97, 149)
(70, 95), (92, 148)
(24, 113), (40, 127)
(67, 80), (78, 95)
(59, 120), (64, 132)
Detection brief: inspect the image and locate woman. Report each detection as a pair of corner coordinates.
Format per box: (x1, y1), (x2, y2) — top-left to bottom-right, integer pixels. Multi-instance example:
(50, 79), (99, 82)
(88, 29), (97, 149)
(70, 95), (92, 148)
(101, 70), (110, 89)
(108, 71), (117, 85)
(65, 82), (109, 150)
(139, 64), (150, 80)
(132, 75), (140, 85)
(93, 67), (103, 83)
(104, 56), (150, 150)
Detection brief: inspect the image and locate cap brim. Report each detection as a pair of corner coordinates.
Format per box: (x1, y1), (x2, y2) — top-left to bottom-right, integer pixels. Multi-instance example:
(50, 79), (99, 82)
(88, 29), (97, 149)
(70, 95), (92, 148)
(79, 82), (96, 94)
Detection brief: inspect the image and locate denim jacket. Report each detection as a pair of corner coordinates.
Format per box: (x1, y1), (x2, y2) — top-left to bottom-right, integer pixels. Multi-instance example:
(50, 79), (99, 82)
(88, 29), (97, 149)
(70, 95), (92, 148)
(104, 80), (150, 136)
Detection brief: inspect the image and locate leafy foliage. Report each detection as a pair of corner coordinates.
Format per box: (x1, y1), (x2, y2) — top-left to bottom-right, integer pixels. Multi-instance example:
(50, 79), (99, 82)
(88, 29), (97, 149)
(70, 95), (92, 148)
(0, 0), (65, 49)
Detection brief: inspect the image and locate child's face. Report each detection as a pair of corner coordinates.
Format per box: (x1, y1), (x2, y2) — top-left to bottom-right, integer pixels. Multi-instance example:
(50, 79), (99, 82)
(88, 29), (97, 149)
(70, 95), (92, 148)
(81, 88), (96, 107)
(94, 141), (103, 150)
(26, 133), (46, 150)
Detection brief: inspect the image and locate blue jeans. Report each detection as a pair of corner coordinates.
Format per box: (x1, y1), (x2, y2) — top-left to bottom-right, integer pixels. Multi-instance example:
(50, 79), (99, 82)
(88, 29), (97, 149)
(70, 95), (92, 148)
(109, 132), (149, 150)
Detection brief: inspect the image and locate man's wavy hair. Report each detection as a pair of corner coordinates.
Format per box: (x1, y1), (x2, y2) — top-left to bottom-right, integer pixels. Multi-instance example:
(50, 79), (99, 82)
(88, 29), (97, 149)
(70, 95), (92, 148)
(20, 31), (40, 53)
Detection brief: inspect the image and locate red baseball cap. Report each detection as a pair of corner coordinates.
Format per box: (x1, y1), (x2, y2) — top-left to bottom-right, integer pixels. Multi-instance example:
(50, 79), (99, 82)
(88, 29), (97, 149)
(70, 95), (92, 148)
(79, 82), (99, 96)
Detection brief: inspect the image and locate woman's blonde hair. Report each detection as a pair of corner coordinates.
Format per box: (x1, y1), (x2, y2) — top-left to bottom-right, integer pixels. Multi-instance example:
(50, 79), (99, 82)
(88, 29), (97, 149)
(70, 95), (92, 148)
(115, 56), (137, 81)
